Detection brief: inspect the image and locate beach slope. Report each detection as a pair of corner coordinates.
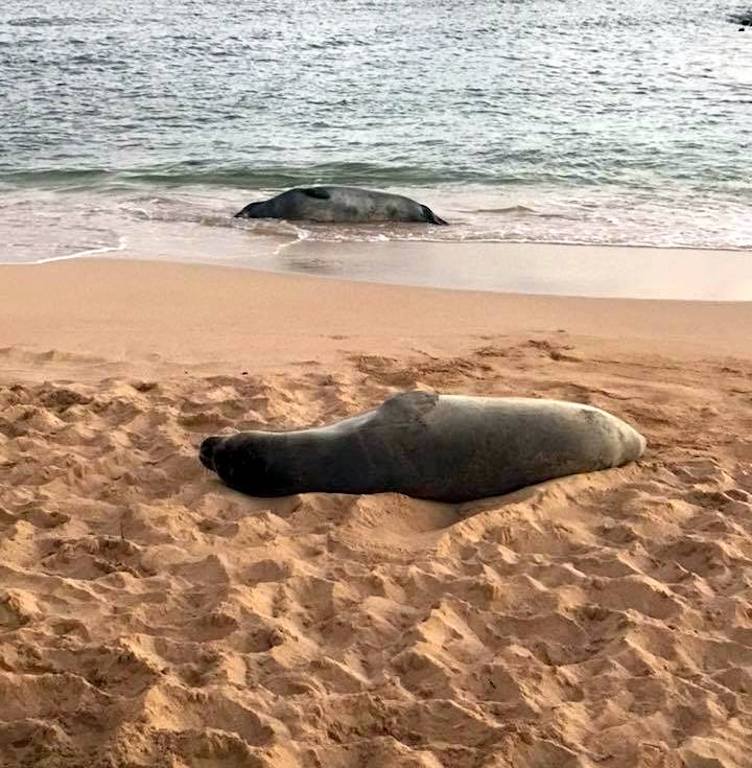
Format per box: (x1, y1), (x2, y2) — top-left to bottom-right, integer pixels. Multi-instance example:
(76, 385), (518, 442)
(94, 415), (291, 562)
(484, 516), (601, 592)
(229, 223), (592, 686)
(1, 259), (751, 767)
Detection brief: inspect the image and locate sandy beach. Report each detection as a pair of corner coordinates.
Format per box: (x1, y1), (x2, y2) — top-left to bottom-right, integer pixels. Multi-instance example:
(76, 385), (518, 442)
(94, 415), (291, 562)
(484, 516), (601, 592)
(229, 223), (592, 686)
(1, 257), (752, 767)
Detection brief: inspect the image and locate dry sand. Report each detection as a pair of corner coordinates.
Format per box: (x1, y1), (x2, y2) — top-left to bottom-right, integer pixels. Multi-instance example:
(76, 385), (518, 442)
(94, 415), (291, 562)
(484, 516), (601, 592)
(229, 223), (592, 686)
(1, 258), (752, 768)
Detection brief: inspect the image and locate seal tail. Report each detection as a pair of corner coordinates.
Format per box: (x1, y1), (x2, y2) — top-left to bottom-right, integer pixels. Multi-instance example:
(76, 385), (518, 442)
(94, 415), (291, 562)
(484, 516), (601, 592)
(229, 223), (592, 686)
(422, 205), (449, 225)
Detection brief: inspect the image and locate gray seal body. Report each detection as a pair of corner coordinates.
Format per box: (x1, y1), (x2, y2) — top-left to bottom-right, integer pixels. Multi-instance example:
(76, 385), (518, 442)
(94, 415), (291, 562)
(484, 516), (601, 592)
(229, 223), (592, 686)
(234, 186), (448, 225)
(199, 392), (646, 503)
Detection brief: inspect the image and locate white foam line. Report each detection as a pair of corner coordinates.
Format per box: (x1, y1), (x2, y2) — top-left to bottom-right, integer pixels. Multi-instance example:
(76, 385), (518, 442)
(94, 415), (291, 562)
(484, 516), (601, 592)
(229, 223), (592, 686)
(287, 234), (751, 251)
(271, 222), (311, 257)
(0, 235), (127, 266)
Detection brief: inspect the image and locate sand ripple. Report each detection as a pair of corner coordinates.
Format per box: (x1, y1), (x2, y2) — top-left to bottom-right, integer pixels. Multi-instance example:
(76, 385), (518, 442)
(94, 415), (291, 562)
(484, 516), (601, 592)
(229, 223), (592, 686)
(1, 338), (752, 766)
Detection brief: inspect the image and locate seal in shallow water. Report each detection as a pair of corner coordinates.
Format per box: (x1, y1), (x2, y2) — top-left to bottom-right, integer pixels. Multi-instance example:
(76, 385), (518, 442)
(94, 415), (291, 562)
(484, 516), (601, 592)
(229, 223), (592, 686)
(199, 391), (646, 503)
(234, 186), (448, 225)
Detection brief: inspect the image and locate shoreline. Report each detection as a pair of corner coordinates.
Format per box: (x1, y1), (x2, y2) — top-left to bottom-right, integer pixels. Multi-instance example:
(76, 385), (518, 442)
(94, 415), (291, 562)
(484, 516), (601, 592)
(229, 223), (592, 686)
(5, 238), (752, 266)
(1, 257), (750, 384)
(3, 238), (752, 303)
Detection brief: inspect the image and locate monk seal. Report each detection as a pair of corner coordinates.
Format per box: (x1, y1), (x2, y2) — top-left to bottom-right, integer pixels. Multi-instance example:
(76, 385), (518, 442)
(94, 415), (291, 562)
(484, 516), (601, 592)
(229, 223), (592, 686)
(234, 186), (448, 225)
(199, 391), (646, 503)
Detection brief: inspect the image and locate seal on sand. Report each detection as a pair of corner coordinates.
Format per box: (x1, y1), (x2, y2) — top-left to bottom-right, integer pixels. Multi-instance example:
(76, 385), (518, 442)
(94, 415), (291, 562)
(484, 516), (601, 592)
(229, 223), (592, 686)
(234, 186), (448, 225)
(199, 391), (646, 503)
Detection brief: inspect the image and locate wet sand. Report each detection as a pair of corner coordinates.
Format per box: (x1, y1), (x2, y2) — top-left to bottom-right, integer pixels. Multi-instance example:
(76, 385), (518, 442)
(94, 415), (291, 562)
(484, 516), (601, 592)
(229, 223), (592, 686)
(1, 258), (751, 375)
(248, 240), (752, 301)
(1, 257), (752, 767)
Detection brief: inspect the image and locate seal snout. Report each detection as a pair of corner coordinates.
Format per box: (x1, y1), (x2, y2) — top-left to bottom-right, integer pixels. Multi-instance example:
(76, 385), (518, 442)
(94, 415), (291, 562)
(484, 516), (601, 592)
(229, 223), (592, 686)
(199, 436), (222, 471)
(234, 202), (255, 218)
(234, 201), (265, 219)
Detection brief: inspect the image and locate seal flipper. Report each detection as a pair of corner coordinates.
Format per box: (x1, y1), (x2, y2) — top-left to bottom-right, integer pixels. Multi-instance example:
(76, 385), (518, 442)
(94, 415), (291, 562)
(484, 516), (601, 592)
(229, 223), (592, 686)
(380, 391), (439, 425)
(301, 187), (331, 200)
(421, 205), (448, 225)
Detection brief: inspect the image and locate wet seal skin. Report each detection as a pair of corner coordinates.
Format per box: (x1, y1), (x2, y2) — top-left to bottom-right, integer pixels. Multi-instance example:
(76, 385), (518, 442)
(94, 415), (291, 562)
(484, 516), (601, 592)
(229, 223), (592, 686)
(234, 186), (448, 225)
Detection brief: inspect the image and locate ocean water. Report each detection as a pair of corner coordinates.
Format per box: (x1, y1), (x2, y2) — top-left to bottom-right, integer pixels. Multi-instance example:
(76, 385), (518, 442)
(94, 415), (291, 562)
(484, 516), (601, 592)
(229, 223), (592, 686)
(1, 0), (751, 295)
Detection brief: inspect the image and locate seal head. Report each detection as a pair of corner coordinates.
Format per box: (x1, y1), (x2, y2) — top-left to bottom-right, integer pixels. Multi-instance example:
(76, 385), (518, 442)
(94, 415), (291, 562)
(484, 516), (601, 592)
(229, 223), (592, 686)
(199, 436), (222, 471)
